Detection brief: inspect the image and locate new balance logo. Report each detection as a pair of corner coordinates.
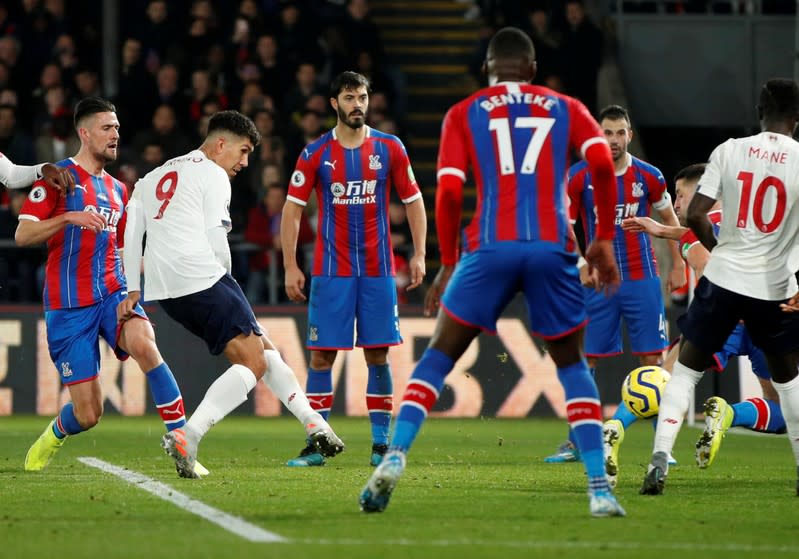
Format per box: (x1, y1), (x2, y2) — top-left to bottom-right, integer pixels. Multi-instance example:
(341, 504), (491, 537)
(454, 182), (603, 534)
(324, 160), (337, 170)
(663, 418), (678, 424)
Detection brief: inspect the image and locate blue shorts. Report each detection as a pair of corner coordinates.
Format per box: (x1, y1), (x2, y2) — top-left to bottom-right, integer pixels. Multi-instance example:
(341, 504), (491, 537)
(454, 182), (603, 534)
(307, 275), (401, 350)
(584, 277), (668, 357)
(712, 323), (771, 380)
(159, 273), (262, 355)
(679, 277), (799, 357)
(441, 241), (586, 339)
(45, 290), (146, 386)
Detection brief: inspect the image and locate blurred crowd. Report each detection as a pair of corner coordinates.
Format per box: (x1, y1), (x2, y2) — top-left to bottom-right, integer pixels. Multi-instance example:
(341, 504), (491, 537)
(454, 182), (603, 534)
(0, 0), (411, 304)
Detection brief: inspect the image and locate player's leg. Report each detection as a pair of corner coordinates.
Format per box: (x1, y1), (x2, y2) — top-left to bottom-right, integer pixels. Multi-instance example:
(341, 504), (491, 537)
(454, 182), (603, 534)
(158, 274), (266, 478)
(545, 288), (622, 463)
(26, 307), (103, 471)
(26, 379), (103, 471)
(357, 276), (404, 466)
(641, 278), (737, 494)
(111, 295), (187, 432)
(523, 242), (623, 516)
(259, 336), (344, 462)
(359, 311), (480, 513)
(288, 276), (356, 466)
(361, 248), (507, 513)
(286, 349), (338, 466)
(363, 347), (392, 465)
(745, 303), (799, 495)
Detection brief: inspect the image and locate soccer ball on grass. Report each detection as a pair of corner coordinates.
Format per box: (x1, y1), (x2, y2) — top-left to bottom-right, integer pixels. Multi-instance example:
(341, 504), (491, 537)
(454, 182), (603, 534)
(621, 365), (671, 419)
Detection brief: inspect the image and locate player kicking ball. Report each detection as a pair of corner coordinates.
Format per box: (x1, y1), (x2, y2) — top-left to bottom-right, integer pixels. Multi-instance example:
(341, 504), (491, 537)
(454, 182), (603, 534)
(118, 110), (343, 478)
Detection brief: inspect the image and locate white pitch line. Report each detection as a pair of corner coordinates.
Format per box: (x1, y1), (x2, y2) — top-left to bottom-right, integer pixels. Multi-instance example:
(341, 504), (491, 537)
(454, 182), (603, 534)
(78, 457), (286, 543)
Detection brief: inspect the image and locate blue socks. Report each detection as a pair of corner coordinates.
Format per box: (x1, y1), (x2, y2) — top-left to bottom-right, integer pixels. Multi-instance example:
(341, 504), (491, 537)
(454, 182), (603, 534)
(557, 360), (608, 492)
(611, 399), (639, 429)
(52, 402), (83, 439)
(732, 397), (787, 433)
(391, 348), (453, 452)
(146, 362), (186, 431)
(366, 363), (393, 446)
(305, 368), (334, 421)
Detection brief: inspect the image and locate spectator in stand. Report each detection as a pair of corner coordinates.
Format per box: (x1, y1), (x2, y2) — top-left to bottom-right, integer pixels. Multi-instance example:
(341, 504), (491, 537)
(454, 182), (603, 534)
(35, 106), (78, 164)
(136, 0), (173, 65)
(275, 2), (314, 69)
(52, 33), (78, 86)
(527, 7), (563, 86)
(116, 38), (157, 134)
(254, 34), (287, 107)
(137, 141), (166, 175)
(284, 62), (320, 122)
(0, 105), (35, 167)
(342, 0), (384, 62)
(132, 104), (192, 161)
(73, 67), (101, 100)
(560, 0), (602, 115)
(188, 68), (227, 125)
(154, 64), (189, 126)
(245, 181), (313, 303)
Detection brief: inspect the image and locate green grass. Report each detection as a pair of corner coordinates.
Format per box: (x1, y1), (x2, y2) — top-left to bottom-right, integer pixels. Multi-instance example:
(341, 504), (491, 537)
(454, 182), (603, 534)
(1, 416), (796, 559)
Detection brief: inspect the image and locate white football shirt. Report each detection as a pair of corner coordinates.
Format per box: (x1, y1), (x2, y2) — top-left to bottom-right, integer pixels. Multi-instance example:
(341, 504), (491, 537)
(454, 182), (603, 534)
(129, 149), (230, 300)
(698, 131), (799, 300)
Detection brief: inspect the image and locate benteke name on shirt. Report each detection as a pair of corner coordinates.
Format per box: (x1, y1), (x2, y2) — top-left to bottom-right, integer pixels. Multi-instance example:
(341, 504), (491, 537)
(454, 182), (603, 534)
(480, 92), (556, 112)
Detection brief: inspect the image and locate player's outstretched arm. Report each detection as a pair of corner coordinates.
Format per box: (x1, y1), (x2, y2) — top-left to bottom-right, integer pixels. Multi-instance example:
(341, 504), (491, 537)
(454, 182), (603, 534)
(621, 216), (688, 240)
(582, 140), (619, 287)
(404, 197), (426, 291)
(281, 199), (306, 302)
(15, 211), (106, 246)
(0, 156), (74, 193)
(686, 192), (718, 251)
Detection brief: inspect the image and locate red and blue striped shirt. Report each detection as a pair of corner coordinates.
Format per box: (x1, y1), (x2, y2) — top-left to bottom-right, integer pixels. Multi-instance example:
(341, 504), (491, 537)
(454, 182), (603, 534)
(568, 155), (668, 280)
(436, 83), (605, 255)
(287, 126), (421, 277)
(18, 159), (128, 310)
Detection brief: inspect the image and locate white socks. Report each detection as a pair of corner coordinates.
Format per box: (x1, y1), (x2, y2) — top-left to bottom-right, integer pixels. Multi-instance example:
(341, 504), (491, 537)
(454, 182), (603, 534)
(187, 364), (257, 438)
(262, 350), (325, 428)
(652, 361), (704, 469)
(772, 374), (799, 466)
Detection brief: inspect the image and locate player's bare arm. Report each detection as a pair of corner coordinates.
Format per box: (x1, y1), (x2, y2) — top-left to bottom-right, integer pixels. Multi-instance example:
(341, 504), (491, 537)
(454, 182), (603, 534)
(621, 216), (688, 240)
(15, 211), (107, 246)
(686, 192), (718, 251)
(280, 199), (307, 302)
(404, 197), (427, 291)
(424, 264), (454, 317)
(655, 204), (687, 291)
(685, 243), (710, 278)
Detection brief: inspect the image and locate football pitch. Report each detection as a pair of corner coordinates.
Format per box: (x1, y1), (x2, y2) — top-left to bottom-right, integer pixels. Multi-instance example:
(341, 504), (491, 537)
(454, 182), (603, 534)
(1, 416), (796, 559)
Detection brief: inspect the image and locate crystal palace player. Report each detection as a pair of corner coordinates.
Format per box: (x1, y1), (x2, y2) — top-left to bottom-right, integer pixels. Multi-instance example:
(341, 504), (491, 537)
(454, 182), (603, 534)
(359, 27), (625, 517)
(641, 79), (799, 496)
(281, 71), (427, 467)
(545, 104), (684, 464)
(119, 111), (344, 478)
(17, 97), (192, 471)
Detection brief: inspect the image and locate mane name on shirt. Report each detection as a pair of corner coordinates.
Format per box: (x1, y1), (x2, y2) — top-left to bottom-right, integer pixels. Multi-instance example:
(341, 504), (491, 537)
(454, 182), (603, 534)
(480, 92), (555, 112)
(748, 146), (788, 164)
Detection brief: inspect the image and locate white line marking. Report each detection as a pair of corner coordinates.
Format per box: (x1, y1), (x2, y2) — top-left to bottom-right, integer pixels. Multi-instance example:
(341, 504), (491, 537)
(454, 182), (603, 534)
(78, 457), (286, 543)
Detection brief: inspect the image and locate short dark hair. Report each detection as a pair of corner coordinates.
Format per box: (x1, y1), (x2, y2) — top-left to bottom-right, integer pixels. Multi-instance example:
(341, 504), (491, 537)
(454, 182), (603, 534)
(206, 110), (260, 145)
(758, 78), (799, 123)
(329, 71), (370, 98)
(674, 163), (706, 184)
(74, 96), (116, 129)
(598, 104), (630, 125)
(487, 27), (535, 62)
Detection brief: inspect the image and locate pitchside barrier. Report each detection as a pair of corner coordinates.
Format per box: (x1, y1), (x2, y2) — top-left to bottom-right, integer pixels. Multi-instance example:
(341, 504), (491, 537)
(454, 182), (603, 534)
(0, 297), (748, 418)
